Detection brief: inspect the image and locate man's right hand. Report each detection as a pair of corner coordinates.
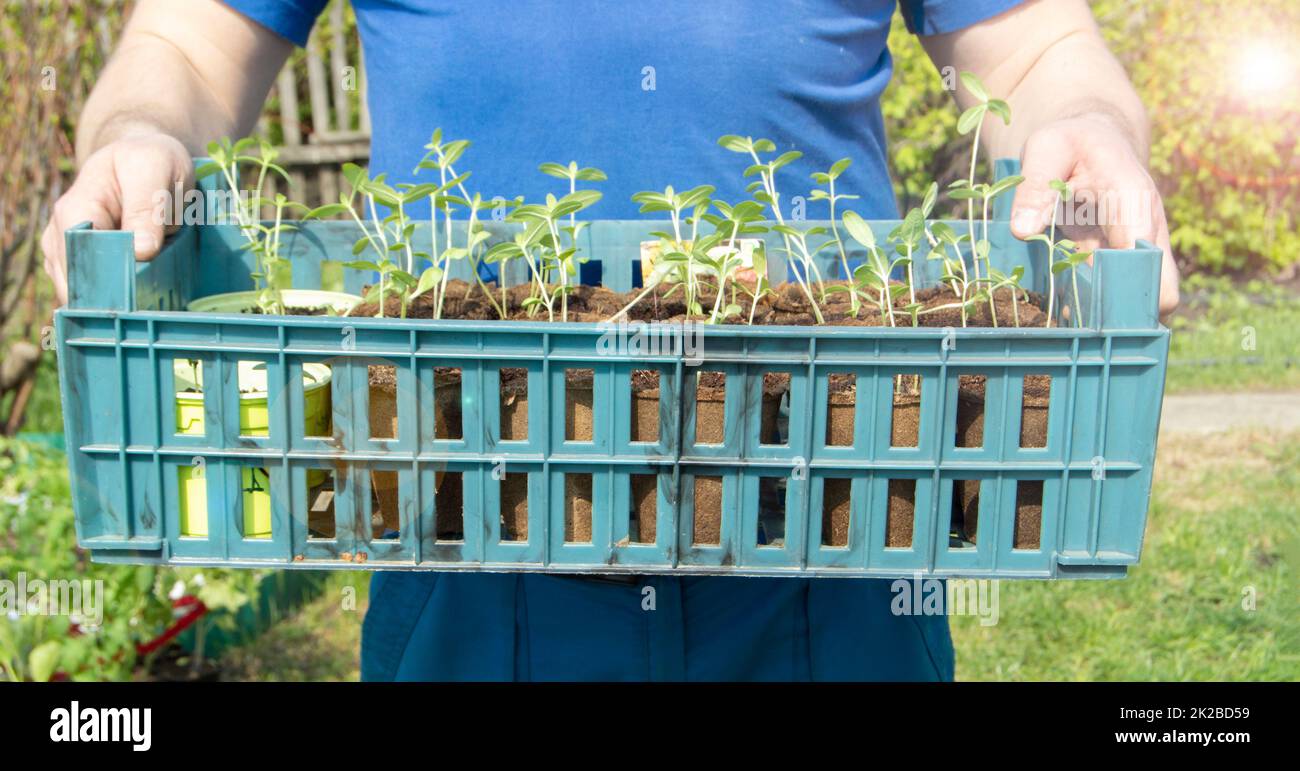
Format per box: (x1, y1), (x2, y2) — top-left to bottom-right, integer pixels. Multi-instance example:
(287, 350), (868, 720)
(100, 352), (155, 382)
(41, 132), (194, 306)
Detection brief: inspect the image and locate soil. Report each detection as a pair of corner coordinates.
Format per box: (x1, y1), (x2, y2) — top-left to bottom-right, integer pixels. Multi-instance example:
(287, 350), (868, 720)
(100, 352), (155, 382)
(352, 278), (1053, 553)
(348, 279), (1047, 328)
(693, 475), (723, 545)
(500, 368), (530, 441)
(500, 472), (529, 541)
(247, 305), (332, 316)
(564, 473), (594, 543)
(630, 474), (658, 543)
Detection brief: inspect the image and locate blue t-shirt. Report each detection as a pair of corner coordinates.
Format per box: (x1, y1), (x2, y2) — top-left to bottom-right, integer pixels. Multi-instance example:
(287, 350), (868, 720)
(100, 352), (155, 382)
(224, 0), (1021, 218)
(219, 0), (1022, 681)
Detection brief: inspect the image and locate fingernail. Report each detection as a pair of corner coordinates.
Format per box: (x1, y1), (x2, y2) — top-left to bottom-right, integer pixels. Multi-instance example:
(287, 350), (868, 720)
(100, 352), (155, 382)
(133, 230), (157, 257)
(1011, 209), (1039, 233)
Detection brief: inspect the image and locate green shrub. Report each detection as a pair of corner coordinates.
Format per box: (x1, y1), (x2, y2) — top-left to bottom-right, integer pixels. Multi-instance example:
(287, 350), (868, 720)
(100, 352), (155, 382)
(882, 1), (1300, 275)
(0, 438), (276, 681)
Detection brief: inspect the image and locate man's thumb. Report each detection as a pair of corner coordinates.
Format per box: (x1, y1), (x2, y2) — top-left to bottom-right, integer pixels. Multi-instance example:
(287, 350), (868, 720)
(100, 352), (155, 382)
(119, 181), (169, 261)
(1010, 131), (1076, 239)
(115, 145), (191, 261)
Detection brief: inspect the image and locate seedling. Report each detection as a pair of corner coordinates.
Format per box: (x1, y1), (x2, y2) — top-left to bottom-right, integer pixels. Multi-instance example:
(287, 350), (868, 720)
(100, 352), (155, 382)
(630, 184), (715, 318)
(924, 221), (976, 325)
(810, 158), (860, 315)
(889, 194), (934, 307)
(1053, 244), (1092, 328)
(493, 189), (600, 321)
(738, 244), (774, 325)
(987, 265), (1027, 327)
(1023, 179), (1072, 327)
(197, 138), (301, 314)
(416, 131), (506, 319)
(949, 72), (1022, 325)
(540, 160), (607, 251)
(483, 220), (557, 320)
(308, 165), (431, 319)
(840, 210), (899, 326)
(699, 199), (769, 324)
(206, 77), (1048, 332)
(609, 203), (768, 326)
(718, 134), (825, 323)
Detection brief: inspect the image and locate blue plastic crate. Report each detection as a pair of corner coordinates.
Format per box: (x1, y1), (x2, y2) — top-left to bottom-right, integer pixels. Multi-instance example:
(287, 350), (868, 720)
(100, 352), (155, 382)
(55, 164), (1169, 579)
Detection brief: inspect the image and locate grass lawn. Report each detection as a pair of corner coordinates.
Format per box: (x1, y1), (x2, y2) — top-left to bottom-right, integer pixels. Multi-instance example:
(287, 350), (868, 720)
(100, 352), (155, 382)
(1164, 277), (1300, 394)
(220, 429), (1298, 681)
(951, 429), (1298, 681)
(218, 571), (370, 682)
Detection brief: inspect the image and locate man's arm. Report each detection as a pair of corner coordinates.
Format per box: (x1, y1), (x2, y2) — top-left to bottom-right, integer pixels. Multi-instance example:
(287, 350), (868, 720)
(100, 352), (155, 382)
(42, 0), (292, 304)
(919, 0), (1179, 315)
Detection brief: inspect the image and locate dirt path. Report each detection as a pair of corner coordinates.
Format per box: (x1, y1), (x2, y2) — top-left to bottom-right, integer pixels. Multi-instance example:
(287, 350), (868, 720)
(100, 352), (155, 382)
(1161, 391), (1300, 435)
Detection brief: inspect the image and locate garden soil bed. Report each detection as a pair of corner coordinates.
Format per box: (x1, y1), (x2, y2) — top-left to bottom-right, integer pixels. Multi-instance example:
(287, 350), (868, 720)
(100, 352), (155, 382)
(355, 280), (1050, 549)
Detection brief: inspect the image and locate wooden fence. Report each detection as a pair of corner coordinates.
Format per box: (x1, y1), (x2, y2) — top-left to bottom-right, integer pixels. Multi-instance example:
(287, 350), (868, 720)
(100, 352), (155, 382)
(256, 0), (371, 214)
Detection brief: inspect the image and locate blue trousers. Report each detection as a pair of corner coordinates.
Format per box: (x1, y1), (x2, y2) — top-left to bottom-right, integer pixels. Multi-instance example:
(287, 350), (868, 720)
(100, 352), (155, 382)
(361, 573), (954, 681)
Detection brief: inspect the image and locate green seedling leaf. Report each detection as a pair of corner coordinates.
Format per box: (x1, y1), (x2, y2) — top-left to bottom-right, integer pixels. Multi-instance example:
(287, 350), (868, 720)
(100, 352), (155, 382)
(921, 181), (938, 217)
(388, 271), (417, 289)
(987, 99), (1011, 125)
(960, 71), (990, 102)
(930, 221), (957, 243)
(770, 150), (803, 170)
(841, 210), (876, 249)
(539, 162), (570, 179)
(414, 265), (443, 297)
(717, 134), (750, 153)
(440, 139), (470, 167)
(956, 104), (986, 135)
(988, 174), (1025, 198)
(194, 161), (222, 180)
(678, 185), (716, 210)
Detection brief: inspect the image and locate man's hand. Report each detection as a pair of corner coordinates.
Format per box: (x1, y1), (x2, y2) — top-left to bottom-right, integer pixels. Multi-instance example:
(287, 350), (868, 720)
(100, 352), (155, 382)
(41, 132), (192, 305)
(1009, 114), (1180, 316)
(40, 0), (292, 305)
(920, 0), (1180, 317)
